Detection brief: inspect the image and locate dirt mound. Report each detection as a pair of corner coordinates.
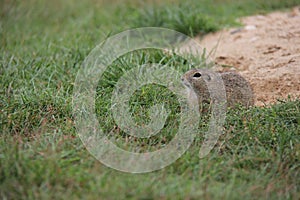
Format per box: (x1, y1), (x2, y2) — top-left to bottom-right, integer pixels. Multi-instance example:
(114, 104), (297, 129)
(198, 7), (300, 106)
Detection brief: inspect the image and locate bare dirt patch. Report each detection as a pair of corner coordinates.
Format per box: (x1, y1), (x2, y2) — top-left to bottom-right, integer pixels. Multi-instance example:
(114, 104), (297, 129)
(197, 7), (300, 106)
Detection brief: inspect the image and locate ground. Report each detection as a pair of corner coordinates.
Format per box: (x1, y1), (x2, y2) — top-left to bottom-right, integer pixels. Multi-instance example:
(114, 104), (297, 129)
(198, 7), (300, 106)
(1, 1), (299, 199)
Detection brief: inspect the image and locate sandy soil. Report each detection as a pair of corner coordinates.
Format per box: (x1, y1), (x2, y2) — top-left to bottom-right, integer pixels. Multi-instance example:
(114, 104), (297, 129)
(197, 7), (300, 106)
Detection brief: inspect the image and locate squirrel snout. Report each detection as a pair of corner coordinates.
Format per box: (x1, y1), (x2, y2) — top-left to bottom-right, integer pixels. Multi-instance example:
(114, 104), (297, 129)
(181, 77), (192, 88)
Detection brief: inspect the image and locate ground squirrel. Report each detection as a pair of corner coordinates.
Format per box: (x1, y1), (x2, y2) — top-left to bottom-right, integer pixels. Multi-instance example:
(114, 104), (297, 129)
(181, 69), (254, 108)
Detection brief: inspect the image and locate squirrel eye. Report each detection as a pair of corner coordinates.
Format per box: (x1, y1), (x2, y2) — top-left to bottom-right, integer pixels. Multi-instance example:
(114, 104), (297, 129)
(193, 72), (201, 78)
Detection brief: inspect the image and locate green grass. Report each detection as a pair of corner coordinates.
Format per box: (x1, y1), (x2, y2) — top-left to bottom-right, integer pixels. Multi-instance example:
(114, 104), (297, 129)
(132, 0), (300, 36)
(1, 0), (300, 199)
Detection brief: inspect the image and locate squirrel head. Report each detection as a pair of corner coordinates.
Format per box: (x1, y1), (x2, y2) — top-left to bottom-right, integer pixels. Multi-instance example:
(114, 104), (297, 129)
(181, 69), (211, 91)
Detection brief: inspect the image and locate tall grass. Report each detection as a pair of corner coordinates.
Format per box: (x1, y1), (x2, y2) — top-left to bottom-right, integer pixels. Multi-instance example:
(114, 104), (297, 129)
(1, 0), (299, 199)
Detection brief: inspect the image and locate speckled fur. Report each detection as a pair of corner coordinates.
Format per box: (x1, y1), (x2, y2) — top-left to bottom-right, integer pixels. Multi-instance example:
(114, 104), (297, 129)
(182, 69), (254, 108)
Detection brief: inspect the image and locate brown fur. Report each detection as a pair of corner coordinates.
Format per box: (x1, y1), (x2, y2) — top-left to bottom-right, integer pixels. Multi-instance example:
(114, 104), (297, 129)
(181, 69), (254, 108)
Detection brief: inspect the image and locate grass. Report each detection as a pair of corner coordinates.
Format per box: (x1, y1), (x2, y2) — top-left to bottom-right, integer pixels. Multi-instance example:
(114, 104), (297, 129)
(132, 0), (300, 36)
(1, 0), (300, 199)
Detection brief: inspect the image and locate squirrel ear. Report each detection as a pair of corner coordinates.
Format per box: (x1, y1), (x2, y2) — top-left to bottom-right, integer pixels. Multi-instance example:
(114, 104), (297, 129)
(203, 74), (211, 81)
